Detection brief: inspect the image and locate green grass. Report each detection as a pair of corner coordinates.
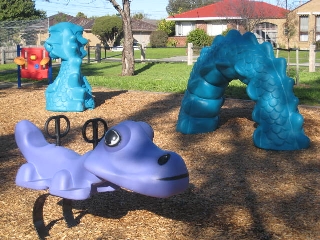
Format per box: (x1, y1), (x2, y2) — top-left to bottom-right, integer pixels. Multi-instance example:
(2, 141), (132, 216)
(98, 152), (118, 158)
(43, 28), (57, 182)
(1, 58), (320, 106)
(0, 63), (18, 71)
(90, 47), (319, 63)
(83, 62), (192, 93)
(83, 62), (320, 106)
(275, 49), (320, 64)
(87, 47), (187, 60)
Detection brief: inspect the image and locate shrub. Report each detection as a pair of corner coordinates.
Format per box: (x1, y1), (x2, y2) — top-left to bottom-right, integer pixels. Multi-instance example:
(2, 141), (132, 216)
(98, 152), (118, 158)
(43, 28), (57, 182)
(208, 36), (214, 45)
(150, 30), (168, 48)
(167, 38), (178, 47)
(186, 28), (211, 47)
(157, 19), (175, 37)
(221, 28), (232, 36)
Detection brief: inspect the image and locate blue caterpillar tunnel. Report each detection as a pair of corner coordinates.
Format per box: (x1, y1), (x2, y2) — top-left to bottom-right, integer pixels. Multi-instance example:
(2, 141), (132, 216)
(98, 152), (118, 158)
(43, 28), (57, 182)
(176, 30), (310, 151)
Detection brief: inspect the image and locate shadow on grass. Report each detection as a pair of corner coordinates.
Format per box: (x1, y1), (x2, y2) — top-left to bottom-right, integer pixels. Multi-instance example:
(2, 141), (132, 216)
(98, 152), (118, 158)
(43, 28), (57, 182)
(134, 62), (156, 75)
(81, 62), (122, 76)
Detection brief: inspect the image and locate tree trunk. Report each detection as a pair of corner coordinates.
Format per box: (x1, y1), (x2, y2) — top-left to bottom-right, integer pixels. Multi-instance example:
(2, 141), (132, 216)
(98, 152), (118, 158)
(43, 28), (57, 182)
(108, 0), (135, 76)
(121, 2), (134, 76)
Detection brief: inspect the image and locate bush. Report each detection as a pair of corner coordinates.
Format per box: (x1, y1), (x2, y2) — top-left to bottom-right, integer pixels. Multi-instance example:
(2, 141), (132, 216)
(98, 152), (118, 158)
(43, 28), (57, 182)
(166, 38), (178, 47)
(157, 19), (175, 37)
(150, 30), (168, 48)
(221, 28), (232, 36)
(187, 28), (211, 47)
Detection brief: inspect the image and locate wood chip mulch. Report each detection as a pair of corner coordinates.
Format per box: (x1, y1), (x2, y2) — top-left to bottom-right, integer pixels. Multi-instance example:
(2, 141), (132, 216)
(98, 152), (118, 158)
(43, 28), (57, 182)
(1, 84), (320, 239)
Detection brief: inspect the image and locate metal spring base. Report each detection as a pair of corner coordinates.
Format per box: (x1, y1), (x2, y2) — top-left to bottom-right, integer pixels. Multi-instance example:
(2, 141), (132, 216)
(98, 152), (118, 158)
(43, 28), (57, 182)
(32, 194), (78, 239)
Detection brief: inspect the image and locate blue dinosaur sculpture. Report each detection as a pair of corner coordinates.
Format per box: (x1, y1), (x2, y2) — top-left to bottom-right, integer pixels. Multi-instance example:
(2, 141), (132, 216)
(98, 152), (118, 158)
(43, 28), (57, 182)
(177, 30), (310, 150)
(15, 120), (189, 200)
(44, 22), (95, 112)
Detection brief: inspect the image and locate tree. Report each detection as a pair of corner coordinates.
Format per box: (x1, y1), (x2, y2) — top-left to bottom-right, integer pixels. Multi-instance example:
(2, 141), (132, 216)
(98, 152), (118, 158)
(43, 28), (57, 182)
(157, 19), (175, 37)
(43, 0), (134, 76)
(220, 0), (286, 34)
(76, 12), (87, 18)
(0, 0), (46, 21)
(92, 15), (123, 48)
(0, 0), (46, 46)
(283, 12), (297, 48)
(132, 13), (147, 20)
(166, 0), (218, 15)
(53, 12), (68, 23)
(107, 0), (134, 76)
(217, 0), (283, 33)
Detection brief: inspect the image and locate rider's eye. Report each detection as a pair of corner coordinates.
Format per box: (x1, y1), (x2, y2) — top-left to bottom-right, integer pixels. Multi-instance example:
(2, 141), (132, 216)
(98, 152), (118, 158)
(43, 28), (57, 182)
(158, 154), (170, 165)
(104, 130), (121, 147)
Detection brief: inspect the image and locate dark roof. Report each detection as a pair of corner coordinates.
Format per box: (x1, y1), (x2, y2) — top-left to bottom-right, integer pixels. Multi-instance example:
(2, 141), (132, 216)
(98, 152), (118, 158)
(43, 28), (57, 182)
(167, 0), (288, 20)
(131, 19), (157, 32)
(48, 13), (157, 32)
(82, 19), (95, 30)
(48, 13), (92, 27)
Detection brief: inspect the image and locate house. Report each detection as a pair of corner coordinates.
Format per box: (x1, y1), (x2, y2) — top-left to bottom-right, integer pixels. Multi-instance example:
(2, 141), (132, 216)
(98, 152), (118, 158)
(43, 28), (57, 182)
(36, 13), (100, 46)
(166, 0), (289, 47)
(131, 18), (157, 46)
(35, 13), (157, 47)
(285, 0), (319, 49)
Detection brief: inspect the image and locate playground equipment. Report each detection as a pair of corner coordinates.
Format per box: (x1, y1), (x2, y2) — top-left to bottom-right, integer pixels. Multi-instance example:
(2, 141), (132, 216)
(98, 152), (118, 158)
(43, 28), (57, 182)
(15, 116), (189, 238)
(44, 22), (95, 112)
(14, 45), (52, 88)
(176, 30), (310, 151)
(15, 119), (188, 199)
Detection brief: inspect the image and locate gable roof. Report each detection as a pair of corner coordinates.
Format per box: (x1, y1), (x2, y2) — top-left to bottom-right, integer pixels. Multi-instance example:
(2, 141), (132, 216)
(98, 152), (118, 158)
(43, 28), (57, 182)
(167, 0), (288, 21)
(48, 13), (157, 32)
(131, 19), (157, 32)
(49, 13), (92, 27)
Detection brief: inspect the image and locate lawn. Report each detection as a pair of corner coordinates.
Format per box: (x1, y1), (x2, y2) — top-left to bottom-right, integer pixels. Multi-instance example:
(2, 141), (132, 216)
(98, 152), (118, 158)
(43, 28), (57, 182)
(1, 55), (320, 106)
(85, 47), (188, 62)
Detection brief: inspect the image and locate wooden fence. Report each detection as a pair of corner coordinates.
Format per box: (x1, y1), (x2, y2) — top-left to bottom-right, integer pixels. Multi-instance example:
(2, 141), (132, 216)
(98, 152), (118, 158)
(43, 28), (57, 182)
(2, 44), (319, 76)
(0, 45), (42, 64)
(0, 46), (17, 64)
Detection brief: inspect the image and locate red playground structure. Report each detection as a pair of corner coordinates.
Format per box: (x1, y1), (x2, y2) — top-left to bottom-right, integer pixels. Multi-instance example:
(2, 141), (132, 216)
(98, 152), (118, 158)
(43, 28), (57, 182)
(14, 45), (53, 88)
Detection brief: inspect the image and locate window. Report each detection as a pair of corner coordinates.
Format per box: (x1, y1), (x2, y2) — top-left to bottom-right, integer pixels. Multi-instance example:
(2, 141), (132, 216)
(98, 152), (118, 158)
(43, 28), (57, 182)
(316, 16), (320, 41)
(253, 22), (278, 46)
(299, 15), (309, 42)
(207, 21), (227, 36)
(175, 22), (195, 36)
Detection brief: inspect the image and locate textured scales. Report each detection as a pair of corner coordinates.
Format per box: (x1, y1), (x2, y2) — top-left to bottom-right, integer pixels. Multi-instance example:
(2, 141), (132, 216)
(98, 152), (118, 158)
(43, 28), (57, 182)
(177, 30), (310, 150)
(44, 22), (95, 112)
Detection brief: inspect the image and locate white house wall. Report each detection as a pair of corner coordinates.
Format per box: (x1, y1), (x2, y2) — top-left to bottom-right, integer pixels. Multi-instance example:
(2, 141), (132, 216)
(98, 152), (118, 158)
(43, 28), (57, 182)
(175, 22), (195, 36)
(175, 21), (228, 36)
(207, 22), (228, 36)
(133, 32), (151, 46)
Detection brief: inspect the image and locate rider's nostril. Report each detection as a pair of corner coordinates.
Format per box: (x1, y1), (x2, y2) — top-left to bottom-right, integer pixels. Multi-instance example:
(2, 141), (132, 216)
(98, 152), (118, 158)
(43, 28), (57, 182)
(158, 154), (170, 165)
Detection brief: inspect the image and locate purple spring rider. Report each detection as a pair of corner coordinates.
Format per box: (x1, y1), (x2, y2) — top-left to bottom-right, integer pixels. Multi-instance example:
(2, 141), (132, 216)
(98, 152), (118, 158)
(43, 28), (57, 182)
(15, 120), (189, 200)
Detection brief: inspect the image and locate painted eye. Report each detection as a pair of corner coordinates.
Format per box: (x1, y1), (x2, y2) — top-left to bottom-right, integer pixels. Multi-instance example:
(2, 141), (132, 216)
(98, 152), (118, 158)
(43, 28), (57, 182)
(158, 154), (170, 165)
(104, 129), (121, 147)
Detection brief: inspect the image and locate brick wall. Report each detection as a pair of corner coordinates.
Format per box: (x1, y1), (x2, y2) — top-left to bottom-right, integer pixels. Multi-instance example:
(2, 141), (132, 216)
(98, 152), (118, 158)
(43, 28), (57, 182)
(168, 36), (188, 47)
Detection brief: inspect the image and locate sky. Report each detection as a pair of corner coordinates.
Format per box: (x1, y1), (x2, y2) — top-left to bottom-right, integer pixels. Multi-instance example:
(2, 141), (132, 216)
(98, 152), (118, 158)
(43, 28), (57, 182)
(34, 0), (304, 20)
(35, 0), (171, 19)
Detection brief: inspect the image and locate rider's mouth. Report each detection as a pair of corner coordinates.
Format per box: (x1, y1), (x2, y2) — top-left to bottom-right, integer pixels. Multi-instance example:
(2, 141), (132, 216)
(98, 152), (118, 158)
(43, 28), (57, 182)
(158, 172), (189, 181)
